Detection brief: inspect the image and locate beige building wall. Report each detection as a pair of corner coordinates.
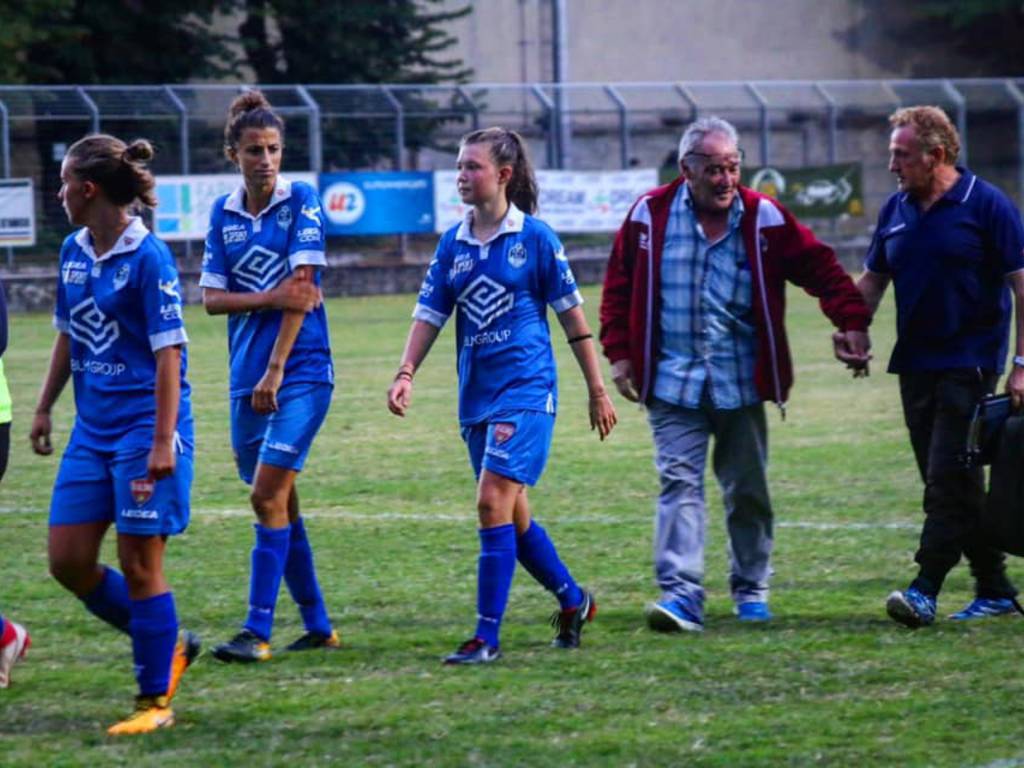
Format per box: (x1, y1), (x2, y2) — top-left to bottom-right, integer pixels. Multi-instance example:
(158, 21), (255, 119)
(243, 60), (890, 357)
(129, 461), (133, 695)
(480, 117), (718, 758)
(439, 0), (936, 83)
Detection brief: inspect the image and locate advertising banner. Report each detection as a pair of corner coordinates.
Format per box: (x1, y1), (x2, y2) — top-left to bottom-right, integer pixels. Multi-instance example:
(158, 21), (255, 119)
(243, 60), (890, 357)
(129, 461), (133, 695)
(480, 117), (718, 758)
(742, 163), (864, 218)
(433, 168), (658, 233)
(0, 179), (35, 247)
(154, 173), (317, 241)
(320, 172), (434, 235)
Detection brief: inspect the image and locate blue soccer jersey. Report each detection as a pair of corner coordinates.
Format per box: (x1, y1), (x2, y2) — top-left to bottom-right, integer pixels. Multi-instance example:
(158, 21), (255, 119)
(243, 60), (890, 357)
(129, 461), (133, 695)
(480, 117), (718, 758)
(200, 177), (333, 398)
(53, 217), (193, 449)
(414, 204), (582, 425)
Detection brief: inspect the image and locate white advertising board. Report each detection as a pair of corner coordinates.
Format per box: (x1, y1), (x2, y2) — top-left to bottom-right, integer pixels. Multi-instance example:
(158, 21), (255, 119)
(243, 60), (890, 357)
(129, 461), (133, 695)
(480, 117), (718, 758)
(0, 179), (35, 247)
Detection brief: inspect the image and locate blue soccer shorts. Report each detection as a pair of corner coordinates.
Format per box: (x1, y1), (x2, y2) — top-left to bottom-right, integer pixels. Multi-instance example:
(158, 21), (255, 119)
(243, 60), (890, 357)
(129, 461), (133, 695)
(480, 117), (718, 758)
(49, 434), (193, 536)
(231, 381), (333, 485)
(461, 410), (555, 486)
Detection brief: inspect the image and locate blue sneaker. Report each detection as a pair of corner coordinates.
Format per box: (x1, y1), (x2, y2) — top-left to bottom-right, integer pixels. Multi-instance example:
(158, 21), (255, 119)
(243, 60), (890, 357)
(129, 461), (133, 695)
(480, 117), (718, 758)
(645, 596), (703, 633)
(949, 597), (1017, 620)
(735, 601), (773, 622)
(886, 587), (936, 628)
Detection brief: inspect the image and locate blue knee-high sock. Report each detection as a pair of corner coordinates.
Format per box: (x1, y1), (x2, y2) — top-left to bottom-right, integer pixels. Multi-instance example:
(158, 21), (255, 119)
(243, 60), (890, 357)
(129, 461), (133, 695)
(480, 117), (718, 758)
(516, 521), (584, 610)
(284, 517), (332, 636)
(81, 566), (131, 634)
(474, 524), (517, 648)
(244, 524), (291, 641)
(129, 592), (178, 698)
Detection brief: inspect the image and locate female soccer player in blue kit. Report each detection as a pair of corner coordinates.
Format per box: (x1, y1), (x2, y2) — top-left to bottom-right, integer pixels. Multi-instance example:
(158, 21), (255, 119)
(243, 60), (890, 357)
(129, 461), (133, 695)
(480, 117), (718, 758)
(387, 127), (618, 664)
(202, 91), (338, 663)
(29, 135), (198, 733)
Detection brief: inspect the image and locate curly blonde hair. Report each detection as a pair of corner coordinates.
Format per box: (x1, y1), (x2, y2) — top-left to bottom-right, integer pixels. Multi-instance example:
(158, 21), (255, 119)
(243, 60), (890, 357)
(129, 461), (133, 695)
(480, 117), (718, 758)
(889, 106), (960, 165)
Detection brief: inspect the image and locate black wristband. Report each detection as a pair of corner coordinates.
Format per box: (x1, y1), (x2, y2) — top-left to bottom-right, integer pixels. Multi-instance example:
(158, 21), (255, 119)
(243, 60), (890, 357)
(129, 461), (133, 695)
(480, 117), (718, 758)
(395, 370), (413, 382)
(567, 333), (593, 345)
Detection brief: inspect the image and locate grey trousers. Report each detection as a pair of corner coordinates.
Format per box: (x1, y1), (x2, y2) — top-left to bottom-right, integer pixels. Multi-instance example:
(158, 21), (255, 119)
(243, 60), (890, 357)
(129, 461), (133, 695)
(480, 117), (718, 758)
(646, 397), (773, 608)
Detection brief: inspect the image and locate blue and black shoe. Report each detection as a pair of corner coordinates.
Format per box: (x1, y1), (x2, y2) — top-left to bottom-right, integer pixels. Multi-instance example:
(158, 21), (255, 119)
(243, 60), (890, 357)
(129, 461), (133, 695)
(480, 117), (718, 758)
(443, 637), (501, 665)
(645, 595), (703, 633)
(735, 601), (773, 622)
(886, 587), (936, 628)
(949, 597), (1017, 621)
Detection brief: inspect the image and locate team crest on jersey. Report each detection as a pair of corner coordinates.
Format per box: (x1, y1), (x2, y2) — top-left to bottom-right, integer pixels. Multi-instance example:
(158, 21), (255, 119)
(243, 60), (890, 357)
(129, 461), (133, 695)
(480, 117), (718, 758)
(233, 245), (287, 291)
(276, 205), (293, 229)
(69, 297), (120, 354)
(112, 263), (131, 291)
(130, 478), (155, 505)
(458, 275), (514, 330)
(493, 423), (516, 444)
(507, 243), (527, 268)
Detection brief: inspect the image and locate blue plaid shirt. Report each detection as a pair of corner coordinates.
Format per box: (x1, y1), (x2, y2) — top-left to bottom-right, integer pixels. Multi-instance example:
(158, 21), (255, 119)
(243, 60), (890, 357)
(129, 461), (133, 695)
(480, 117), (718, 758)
(653, 184), (758, 409)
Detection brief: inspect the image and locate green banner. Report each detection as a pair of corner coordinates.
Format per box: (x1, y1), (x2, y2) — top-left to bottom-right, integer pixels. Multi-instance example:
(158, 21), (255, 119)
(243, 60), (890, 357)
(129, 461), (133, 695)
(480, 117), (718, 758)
(742, 163), (864, 218)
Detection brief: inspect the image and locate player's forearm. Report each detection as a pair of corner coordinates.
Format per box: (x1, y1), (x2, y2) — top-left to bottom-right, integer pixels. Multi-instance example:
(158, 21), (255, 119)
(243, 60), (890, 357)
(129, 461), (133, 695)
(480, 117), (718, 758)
(266, 309), (305, 373)
(856, 271), (890, 316)
(34, 333), (71, 414)
(558, 306), (607, 397)
(201, 287), (275, 315)
(397, 320), (441, 376)
(152, 345), (181, 443)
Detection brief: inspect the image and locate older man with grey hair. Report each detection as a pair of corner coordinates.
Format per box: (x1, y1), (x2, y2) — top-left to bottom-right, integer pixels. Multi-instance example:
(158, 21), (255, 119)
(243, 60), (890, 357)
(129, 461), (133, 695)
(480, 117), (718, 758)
(600, 116), (871, 632)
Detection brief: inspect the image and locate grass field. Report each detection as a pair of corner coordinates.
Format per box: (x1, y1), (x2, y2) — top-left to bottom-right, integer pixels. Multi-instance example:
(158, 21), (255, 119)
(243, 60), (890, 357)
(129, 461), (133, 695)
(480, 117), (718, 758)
(2, 283), (1023, 767)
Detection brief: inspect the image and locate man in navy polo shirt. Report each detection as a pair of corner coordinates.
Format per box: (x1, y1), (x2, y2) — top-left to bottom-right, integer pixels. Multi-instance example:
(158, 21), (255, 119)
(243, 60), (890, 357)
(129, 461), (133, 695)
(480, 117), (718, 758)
(843, 105), (1024, 628)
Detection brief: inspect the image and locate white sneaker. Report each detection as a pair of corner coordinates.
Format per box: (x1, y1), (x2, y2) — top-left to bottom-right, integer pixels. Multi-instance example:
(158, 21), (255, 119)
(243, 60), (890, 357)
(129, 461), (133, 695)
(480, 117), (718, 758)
(0, 620), (31, 688)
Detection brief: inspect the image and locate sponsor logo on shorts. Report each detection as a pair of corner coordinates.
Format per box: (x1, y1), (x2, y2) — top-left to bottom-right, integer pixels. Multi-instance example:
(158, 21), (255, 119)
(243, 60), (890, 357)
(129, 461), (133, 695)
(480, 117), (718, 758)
(276, 205), (293, 229)
(222, 224), (247, 245)
(233, 245), (287, 292)
(507, 243), (527, 268)
(485, 446), (510, 460)
(464, 329), (511, 347)
(69, 298), (120, 354)
(493, 423), (515, 444)
(265, 440), (299, 455)
(113, 263), (131, 291)
(121, 507), (159, 520)
(71, 358), (127, 377)
(130, 478), (155, 505)
(458, 275), (514, 330)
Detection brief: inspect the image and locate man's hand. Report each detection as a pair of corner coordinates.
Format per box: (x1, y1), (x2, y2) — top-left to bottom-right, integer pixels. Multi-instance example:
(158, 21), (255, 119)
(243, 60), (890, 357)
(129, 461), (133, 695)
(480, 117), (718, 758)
(832, 330), (872, 378)
(611, 359), (640, 402)
(252, 364), (284, 414)
(29, 411), (53, 455)
(147, 438), (176, 480)
(269, 275), (321, 313)
(387, 377), (413, 417)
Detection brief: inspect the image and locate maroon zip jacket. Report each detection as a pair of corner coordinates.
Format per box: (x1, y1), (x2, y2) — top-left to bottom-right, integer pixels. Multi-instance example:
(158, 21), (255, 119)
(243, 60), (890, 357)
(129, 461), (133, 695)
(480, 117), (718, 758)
(599, 177), (871, 410)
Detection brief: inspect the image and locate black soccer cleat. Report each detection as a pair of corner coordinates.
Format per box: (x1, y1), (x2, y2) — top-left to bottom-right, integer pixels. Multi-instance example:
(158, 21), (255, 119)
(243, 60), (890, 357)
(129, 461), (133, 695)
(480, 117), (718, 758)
(284, 629), (341, 652)
(443, 637), (501, 665)
(211, 629), (271, 663)
(551, 590), (597, 649)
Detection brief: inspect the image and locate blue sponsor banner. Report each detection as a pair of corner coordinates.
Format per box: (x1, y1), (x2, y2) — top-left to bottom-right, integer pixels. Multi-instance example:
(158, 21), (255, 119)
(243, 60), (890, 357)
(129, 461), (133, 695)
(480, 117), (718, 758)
(320, 172), (434, 235)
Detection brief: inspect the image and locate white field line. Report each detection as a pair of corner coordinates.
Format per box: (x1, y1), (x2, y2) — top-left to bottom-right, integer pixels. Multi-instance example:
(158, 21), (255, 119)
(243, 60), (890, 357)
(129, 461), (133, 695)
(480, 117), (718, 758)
(0, 505), (919, 530)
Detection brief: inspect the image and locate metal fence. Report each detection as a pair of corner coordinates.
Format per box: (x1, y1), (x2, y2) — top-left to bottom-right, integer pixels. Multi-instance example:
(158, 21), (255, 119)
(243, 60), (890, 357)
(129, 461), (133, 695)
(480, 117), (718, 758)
(3, 78), (1023, 261)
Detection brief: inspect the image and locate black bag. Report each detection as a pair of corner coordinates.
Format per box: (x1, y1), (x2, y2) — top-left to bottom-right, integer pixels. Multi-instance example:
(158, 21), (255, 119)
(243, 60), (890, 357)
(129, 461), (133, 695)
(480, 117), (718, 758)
(969, 394), (1024, 556)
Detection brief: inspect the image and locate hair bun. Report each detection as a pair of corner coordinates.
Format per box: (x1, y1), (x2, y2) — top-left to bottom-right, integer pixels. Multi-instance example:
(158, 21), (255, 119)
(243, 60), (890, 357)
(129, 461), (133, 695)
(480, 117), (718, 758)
(230, 90), (272, 118)
(123, 139), (154, 163)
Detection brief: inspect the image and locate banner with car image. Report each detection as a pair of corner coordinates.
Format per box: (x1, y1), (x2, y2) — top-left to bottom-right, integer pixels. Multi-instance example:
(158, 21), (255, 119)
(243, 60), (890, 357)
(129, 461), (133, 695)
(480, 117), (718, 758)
(742, 163), (863, 218)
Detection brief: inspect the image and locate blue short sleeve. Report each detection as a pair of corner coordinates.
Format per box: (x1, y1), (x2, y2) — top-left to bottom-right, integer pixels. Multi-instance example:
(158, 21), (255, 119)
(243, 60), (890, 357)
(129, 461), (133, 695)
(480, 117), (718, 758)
(54, 237), (73, 333)
(988, 193), (1024, 275)
(288, 185), (327, 271)
(864, 199), (896, 274)
(539, 229), (582, 313)
(413, 239), (455, 328)
(140, 242), (189, 352)
(199, 199), (229, 290)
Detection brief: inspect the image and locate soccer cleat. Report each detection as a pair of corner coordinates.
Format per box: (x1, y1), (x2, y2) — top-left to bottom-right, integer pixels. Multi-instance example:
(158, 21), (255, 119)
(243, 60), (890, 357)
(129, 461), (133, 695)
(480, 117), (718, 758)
(886, 587), (937, 629)
(211, 629), (271, 663)
(645, 596), (704, 633)
(443, 637), (501, 665)
(107, 695), (174, 735)
(166, 629), (200, 701)
(284, 629), (341, 652)
(735, 601), (773, 622)
(0, 620), (30, 689)
(949, 597), (1017, 621)
(551, 590), (597, 649)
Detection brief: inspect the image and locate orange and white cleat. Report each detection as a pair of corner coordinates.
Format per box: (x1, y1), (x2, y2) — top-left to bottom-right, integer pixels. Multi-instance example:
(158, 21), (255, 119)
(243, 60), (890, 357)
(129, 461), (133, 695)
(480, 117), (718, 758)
(166, 629), (201, 701)
(107, 696), (175, 735)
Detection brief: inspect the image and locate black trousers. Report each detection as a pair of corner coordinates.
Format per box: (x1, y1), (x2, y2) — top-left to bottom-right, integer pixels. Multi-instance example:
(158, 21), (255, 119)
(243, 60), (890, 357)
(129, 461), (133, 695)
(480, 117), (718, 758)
(899, 369), (1015, 598)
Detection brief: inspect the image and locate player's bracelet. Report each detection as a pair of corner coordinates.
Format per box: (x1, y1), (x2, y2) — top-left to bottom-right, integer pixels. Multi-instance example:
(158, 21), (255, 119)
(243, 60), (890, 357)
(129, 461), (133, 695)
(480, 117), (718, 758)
(567, 333), (593, 345)
(394, 369), (414, 382)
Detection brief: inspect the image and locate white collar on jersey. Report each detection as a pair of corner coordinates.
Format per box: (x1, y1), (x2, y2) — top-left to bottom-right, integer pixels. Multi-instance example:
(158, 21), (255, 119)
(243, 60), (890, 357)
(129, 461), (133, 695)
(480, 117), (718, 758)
(224, 176), (293, 220)
(74, 216), (150, 263)
(456, 202), (526, 245)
